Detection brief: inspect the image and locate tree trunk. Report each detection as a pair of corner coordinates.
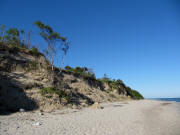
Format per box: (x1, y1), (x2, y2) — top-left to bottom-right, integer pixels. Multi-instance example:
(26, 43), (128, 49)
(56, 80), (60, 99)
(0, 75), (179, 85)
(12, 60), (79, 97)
(59, 54), (65, 73)
(27, 30), (32, 48)
(50, 47), (54, 71)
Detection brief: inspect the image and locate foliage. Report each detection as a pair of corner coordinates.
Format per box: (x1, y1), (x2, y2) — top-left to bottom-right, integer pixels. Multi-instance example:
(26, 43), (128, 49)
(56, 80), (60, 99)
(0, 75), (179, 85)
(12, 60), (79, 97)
(65, 66), (96, 80)
(34, 20), (69, 70)
(0, 23), (144, 101)
(60, 41), (70, 70)
(109, 81), (119, 89)
(100, 74), (113, 84)
(5, 28), (20, 46)
(31, 46), (39, 56)
(99, 78), (111, 84)
(65, 65), (72, 70)
(0, 22), (70, 71)
(130, 90), (144, 99)
(0, 24), (32, 49)
(126, 86), (144, 99)
(40, 87), (70, 102)
(20, 29), (25, 46)
(99, 76), (125, 90)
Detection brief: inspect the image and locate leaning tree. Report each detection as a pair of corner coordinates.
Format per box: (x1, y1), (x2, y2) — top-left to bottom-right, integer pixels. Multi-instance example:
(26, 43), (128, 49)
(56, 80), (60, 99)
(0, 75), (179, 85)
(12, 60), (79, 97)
(34, 21), (69, 71)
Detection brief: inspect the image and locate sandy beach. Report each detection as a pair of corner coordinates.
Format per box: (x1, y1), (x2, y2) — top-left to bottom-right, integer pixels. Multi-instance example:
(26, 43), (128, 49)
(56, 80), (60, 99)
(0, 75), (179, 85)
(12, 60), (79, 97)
(0, 100), (180, 135)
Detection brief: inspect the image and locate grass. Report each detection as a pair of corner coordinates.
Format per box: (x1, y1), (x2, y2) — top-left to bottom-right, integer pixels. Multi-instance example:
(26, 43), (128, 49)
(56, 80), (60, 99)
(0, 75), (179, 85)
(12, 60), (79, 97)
(28, 61), (37, 71)
(40, 87), (71, 102)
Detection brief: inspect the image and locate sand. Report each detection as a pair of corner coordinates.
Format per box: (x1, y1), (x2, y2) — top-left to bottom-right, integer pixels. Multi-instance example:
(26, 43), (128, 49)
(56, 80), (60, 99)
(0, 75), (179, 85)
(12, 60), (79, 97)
(1, 100), (180, 135)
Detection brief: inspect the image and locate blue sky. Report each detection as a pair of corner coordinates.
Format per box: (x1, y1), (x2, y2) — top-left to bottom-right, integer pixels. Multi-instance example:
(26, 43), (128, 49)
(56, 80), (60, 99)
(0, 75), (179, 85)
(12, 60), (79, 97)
(1, 0), (180, 98)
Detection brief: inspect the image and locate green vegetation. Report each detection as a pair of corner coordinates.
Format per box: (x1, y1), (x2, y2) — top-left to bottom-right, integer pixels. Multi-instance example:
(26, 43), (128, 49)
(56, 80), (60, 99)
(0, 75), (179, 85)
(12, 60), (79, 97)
(0, 23), (144, 100)
(130, 90), (144, 99)
(64, 66), (144, 99)
(0, 24), (32, 49)
(65, 66), (96, 80)
(5, 28), (20, 46)
(0, 22), (70, 71)
(34, 21), (69, 71)
(40, 87), (71, 102)
(30, 46), (39, 56)
(99, 74), (126, 89)
(126, 87), (144, 99)
(65, 65), (71, 70)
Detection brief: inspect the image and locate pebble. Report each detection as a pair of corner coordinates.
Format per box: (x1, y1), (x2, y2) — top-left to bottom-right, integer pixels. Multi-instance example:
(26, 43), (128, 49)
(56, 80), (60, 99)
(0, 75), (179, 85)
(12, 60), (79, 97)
(39, 112), (44, 115)
(33, 122), (41, 126)
(19, 108), (25, 112)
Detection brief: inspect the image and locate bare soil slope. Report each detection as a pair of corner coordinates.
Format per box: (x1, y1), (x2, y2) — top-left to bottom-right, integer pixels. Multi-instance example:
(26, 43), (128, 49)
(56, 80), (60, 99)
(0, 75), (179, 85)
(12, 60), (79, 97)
(0, 44), (133, 113)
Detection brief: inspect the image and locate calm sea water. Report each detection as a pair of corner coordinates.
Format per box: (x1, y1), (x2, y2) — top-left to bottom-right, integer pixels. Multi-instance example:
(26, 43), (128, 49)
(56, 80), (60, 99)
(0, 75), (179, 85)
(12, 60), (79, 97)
(151, 98), (180, 102)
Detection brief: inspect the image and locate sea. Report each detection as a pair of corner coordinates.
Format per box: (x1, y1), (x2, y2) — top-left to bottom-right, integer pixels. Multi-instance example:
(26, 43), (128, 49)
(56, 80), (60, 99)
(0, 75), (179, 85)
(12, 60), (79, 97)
(150, 98), (180, 102)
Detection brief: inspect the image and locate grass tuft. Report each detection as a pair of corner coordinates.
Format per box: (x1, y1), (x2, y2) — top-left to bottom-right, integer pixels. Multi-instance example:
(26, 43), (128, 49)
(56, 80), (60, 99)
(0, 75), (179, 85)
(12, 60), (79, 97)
(40, 87), (71, 102)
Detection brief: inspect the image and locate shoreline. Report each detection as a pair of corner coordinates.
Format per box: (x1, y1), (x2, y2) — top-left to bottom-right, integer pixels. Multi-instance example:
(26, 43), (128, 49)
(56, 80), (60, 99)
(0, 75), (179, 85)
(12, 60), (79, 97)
(1, 100), (180, 135)
(146, 98), (180, 103)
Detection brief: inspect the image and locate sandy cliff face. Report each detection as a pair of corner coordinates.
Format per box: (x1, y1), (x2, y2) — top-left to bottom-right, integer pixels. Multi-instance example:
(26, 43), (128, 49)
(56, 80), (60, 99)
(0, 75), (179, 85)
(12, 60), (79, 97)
(0, 44), (131, 113)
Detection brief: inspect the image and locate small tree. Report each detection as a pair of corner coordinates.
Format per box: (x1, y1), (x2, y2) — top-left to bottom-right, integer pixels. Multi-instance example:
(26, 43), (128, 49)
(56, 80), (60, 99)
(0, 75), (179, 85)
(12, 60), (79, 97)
(116, 79), (124, 85)
(103, 73), (109, 80)
(5, 28), (20, 46)
(34, 21), (67, 70)
(59, 41), (70, 72)
(26, 30), (32, 48)
(19, 29), (32, 48)
(20, 29), (25, 46)
(65, 65), (72, 70)
(87, 68), (96, 78)
(31, 46), (39, 56)
(82, 67), (88, 72)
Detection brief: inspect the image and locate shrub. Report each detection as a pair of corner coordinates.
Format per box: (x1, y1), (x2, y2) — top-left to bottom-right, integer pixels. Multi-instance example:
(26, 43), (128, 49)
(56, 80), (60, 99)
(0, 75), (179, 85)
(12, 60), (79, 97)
(67, 66), (96, 80)
(40, 87), (71, 102)
(109, 81), (118, 89)
(74, 66), (84, 72)
(65, 65), (72, 70)
(116, 79), (124, 85)
(99, 78), (111, 84)
(126, 86), (144, 99)
(31, 46), (39, 56)
(130, 90), (144, 99)
(5, 28), (20, 46)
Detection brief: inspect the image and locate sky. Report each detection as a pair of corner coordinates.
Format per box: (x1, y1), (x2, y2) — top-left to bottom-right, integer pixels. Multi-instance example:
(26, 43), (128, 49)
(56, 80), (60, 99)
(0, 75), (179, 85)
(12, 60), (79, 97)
(0, 0), (180, 98)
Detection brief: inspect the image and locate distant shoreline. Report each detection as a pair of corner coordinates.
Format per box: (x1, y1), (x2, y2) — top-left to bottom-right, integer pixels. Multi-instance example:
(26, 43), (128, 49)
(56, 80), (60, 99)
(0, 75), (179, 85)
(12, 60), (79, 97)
(147, 98), (180, 102)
